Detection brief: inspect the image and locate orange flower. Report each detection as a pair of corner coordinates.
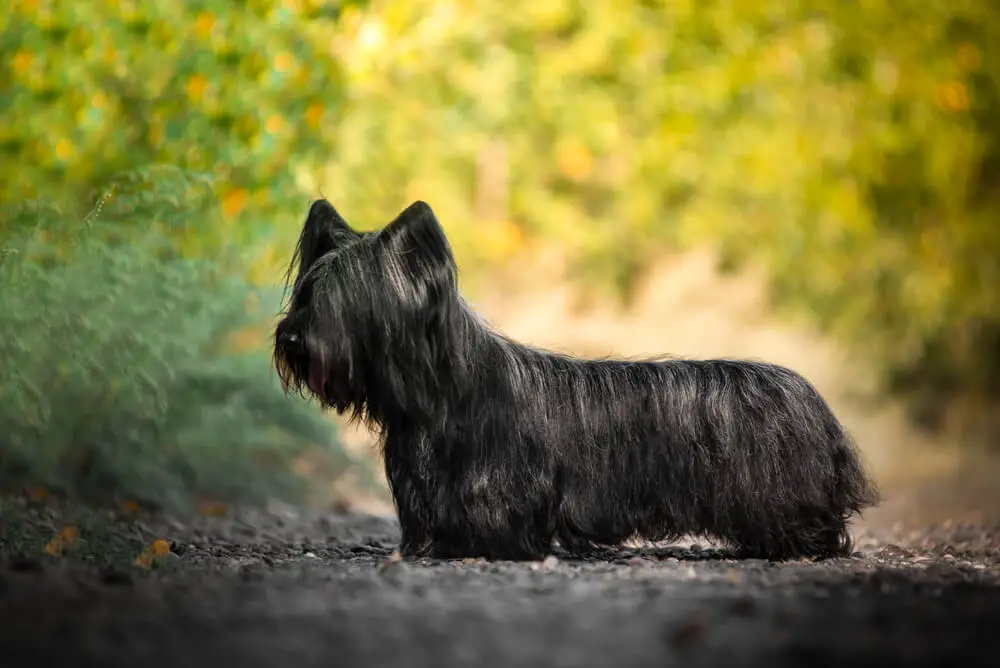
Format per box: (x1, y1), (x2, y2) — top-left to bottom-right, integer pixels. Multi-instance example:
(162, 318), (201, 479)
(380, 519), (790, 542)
(194, 12), (215, 38)
(222, 188), (249, 218)
(186, 75), (208, 101)
(265, 114), (285, 134)
(556, 138), (593, 181)
(305, 103), (324, 128)
(936, 81), (970, 112)
(12, 49), (32, 75)
(273, 51), (295, 74)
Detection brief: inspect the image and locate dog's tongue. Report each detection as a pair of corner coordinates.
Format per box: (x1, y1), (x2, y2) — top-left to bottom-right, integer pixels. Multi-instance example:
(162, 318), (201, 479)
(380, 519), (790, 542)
(307, 363), (325, 395)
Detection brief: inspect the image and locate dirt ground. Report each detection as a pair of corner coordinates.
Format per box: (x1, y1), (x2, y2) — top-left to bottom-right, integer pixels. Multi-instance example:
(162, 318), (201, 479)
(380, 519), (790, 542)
(1, 503), (998, 668)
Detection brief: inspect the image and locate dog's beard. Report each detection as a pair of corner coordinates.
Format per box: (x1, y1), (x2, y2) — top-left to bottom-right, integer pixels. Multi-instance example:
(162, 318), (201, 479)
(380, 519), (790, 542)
(275, 345), (359, 417)
(274, 348), (325, 397)
(307, 360), (326, 395)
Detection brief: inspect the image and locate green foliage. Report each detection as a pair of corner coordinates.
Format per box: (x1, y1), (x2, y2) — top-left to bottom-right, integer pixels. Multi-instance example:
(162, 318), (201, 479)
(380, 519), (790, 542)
(0, 179), (357, 512)
(318, 0), (1000, 436)
(0, 0), (364, 259)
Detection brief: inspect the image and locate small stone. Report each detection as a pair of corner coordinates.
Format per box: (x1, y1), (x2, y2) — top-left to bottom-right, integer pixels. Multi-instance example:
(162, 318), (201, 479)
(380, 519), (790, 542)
(667, 614), (707, 648)
(8, 557), (43, 573)
(924, 562), (963, 579)
(875, 544), (914, 560)
(376, 550), (406, 575)
(729, 597), (756, 617)
(542, 555), (559, 569)
(100, 570), (133, 586)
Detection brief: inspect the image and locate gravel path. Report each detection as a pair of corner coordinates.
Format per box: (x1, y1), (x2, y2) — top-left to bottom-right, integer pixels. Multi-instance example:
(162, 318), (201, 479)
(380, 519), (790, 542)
(1, 504), (998, 668)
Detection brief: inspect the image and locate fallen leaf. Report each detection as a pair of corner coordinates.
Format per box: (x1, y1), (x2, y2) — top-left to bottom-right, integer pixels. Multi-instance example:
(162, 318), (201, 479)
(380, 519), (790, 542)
(134, 539), (173, 569)
(121, 499), (140, 514)
(197, 501), (228, 517)
(133, 550), (154, 570)
(44, 525), (78, 556)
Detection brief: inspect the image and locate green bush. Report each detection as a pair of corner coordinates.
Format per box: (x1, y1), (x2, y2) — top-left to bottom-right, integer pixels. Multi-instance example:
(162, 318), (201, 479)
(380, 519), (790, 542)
(0, 178), (358, 512)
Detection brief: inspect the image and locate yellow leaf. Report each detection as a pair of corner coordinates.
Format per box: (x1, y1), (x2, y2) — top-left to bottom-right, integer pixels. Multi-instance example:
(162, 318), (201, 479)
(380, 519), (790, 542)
(273, 51), (295, 74)
(265, 115), (285, 134)
(12, 49), (32, 75)
(54, 139), (76, 162)
(45, 524), (78, 556)
(221, 189), (248, 218)
(556, 138), (593, 181)
(194, 12), (215, 38)
(134, 549), (153, 570)
(936, 81), (969, 113)
(185, 75), (208, 101)
(305, 103), (324, 128)
(133, 539), (172, 569)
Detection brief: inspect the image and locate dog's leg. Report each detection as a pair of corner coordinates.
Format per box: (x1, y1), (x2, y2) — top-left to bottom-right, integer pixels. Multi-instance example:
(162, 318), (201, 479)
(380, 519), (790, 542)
(382, 440), (434, 558)
(420, 472), (557, 561)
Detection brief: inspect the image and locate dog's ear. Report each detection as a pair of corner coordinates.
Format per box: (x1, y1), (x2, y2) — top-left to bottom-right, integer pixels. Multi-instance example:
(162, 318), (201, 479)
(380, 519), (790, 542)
(299, 199), (358, 265)
(286, 199), (359, 290)
(375, 201), (455, 274)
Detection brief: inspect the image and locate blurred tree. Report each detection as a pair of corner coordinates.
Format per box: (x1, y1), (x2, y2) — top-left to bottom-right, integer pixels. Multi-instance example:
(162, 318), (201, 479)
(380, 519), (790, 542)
(0, 0), (364, 262)
(317, 0), (1000, 445)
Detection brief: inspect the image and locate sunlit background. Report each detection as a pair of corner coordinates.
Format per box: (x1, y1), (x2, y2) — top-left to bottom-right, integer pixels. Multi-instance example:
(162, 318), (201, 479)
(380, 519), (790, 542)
(2, 0), (998, 527)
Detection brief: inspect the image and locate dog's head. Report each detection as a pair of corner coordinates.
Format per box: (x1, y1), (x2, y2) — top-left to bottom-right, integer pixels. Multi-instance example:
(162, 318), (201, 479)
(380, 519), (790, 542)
(273, 198), (460, 418)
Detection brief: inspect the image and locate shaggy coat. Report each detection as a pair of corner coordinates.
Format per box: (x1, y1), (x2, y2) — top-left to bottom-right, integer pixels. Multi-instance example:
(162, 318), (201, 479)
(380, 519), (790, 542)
(274, 199), (879, 561)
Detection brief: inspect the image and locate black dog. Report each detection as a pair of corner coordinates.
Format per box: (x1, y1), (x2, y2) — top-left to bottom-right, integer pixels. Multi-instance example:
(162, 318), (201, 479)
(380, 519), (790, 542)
(274, 199), (879, 561)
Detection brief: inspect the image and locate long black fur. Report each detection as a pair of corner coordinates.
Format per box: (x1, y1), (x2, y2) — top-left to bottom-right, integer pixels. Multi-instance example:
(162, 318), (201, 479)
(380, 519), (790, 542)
(274, 199), (880, 561)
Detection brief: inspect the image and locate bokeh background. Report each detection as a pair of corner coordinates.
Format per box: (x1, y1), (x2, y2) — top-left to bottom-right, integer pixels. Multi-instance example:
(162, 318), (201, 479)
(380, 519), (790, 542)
(2, 0), (998, 526)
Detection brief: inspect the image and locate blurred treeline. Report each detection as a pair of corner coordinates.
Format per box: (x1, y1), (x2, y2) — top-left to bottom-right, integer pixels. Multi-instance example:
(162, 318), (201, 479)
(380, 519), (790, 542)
(2, 0), (999, 459)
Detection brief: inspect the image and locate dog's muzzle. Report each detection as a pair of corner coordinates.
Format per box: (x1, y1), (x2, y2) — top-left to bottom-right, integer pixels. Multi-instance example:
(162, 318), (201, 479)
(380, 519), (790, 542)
(277, 330), (326, 396)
